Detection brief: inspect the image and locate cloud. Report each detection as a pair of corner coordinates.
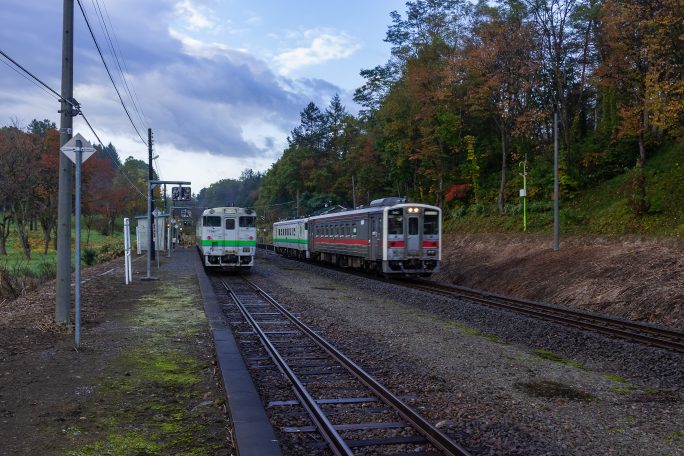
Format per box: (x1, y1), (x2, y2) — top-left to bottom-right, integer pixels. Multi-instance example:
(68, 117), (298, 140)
(174, 0), (217, 31)
(0, 0), (351, 190)
(274, 29), (362, 75)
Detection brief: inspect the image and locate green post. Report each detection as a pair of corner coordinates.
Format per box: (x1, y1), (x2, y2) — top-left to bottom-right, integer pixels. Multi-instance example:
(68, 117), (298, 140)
(519, 158), (528, 231)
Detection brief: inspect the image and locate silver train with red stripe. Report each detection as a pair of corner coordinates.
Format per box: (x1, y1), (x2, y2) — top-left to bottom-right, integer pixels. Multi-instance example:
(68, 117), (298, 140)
(273, 197), (441, 276)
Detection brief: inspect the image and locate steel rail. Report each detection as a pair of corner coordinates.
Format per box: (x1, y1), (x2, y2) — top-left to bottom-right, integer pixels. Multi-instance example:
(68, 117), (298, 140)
(408, 280), (684, 353)
(243, 277), (471, 456)
(221, 280), (354, 456)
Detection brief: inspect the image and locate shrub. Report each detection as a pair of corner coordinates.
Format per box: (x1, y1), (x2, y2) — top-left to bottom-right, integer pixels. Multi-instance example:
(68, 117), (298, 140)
(96, 238), (125, 262)
(82, 248), (98, 266)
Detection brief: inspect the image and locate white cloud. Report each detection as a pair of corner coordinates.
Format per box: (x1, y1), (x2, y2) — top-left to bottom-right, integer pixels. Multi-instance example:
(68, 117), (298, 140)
(174, 0), (217, 31)
(274, 29), (361, 75)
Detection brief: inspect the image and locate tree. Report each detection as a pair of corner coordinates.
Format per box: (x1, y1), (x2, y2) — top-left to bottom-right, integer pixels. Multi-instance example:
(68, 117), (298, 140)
(464, 0), (538, 212)
(0, 126), (40, 259)
(33, 127), (60, 253)
(598, 0), (684, 214)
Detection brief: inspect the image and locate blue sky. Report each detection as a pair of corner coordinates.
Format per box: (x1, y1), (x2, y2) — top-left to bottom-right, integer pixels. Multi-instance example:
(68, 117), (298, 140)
(0, 0), (405, 191)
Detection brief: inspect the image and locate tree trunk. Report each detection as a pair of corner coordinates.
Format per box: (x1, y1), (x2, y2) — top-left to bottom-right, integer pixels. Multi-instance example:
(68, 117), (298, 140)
(497, 127), (507, 213)
(14, 219), (31, 260)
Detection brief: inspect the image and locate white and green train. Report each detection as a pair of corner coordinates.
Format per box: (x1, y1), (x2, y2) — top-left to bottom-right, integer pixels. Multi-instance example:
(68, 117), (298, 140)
(196, 207), (256, 269)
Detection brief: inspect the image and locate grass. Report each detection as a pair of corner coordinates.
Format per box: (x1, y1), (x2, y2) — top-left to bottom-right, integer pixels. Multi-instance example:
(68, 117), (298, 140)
(444, 143), (684, 236)
(0, 222), (124, 276)
(532, 349), (586, 370)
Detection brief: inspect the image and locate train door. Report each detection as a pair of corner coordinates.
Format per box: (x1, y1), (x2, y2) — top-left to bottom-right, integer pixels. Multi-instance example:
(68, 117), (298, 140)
(225, 217), (236, 247)
(406, 213), (420, 256)
(370, 215), (382, 260)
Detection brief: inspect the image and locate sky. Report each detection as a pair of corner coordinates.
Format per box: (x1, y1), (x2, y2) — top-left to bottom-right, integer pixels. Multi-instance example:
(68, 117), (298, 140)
(0, 0), (405, 193)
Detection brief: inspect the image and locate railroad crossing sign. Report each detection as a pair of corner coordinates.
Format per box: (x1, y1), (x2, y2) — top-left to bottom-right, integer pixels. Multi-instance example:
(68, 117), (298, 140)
(60, 133), (96, 164)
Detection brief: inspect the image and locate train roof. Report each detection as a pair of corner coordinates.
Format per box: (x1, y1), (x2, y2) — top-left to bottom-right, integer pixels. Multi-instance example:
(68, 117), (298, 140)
(201, 207), (255, 216)
(273, 202), (440, 225)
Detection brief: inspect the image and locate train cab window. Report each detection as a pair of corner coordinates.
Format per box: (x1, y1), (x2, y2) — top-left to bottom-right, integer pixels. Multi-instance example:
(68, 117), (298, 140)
(304, 223), (308, 231)
(239, 216), (256, 228)
(352, 224), (357, 235)
(388, 209), (403, 235)
(424, 210), (439, 235)
(225, 219), (235, 230)
(409, 217), (418, 235)
(203, 216), (221, 227)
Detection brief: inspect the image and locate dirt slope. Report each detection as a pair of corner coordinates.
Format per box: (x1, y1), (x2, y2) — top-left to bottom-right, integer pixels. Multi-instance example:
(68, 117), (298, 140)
(434, 234), (684, 329)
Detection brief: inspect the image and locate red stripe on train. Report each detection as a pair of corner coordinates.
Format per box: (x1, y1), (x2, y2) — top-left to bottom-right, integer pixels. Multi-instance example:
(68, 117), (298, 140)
(313, 238), (369, 246)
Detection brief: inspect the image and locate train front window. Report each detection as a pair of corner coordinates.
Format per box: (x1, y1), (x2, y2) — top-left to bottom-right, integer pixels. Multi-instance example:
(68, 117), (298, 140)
(424, 210), (439, 235)
(239, 216), (256, 228)
(204, 216), (221, 227)
(225, 219), (235, 230)
(388, 209), (403, 235)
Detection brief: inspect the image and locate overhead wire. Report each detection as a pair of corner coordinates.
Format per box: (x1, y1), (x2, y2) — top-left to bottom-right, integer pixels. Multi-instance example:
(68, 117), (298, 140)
(75, 0), (148, 147)
(89, 0), (148, 131)
(0, 48), (147, 200)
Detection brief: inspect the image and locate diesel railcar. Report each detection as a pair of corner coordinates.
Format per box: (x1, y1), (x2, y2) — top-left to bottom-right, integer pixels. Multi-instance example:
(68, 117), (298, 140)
(273, 197), (441, 276)
(196, 207), (256, 269)
(273, 218), (309, 259)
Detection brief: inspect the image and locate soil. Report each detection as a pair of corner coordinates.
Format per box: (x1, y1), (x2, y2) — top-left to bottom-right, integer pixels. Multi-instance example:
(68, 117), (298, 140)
(434, 233), (684, 329)
(0, 235), (682, 455)
(0, 249), (234, 456)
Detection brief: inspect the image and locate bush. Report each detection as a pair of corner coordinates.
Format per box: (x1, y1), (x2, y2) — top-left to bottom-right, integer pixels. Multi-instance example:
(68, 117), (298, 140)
(82, 248), (98, 266)
(36, 260), (57, 280)
(96, 238), (125, 262)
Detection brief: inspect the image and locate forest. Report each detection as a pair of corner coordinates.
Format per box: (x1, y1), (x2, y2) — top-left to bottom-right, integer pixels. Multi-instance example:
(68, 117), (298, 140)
(1, 0), (682, 265)
(0, 120), (151, 260)
(249, 0), (682, 225)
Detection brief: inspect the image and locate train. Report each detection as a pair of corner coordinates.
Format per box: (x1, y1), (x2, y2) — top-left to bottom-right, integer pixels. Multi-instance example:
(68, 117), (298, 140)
(273, 197), (441, 276)
(196, 206), (257, 269)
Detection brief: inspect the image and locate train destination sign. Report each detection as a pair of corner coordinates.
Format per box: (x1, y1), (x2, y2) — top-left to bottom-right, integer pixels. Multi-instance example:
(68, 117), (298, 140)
(60, 133), (96, 164)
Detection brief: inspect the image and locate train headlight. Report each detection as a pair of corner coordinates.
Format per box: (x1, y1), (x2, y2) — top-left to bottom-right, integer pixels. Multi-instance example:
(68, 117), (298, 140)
(407, 207), (420, 213)
(242, 247), (251, 253)
(426, 249), (437, 256)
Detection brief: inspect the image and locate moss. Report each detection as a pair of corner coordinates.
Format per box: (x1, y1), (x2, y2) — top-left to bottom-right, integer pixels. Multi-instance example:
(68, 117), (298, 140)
(66, 277), (225, 455)
(602, 373), (628, 383)
(533, 349), (586, 369)
(666, 430), (684, 442)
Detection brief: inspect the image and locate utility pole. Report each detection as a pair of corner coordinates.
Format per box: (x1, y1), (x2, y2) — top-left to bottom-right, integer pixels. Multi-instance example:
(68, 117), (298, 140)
(148, 128), (155, 261)
(553, 110), (560, 251)
(56, 0), (74, 324)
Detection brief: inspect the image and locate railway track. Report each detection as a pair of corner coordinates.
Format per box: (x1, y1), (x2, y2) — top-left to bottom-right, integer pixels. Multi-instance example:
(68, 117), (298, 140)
(256, 245), (684, 353)
(403, 279), (684, 353)
(216, 274), (470, 456)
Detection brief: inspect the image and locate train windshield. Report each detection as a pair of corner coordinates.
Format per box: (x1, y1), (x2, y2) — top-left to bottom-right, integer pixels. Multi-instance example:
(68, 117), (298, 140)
(203, 216), (221, 227)
(225, 219), (235, 230)
(239, 216), (256, 228)
(423, 210), (439, 235)
(388, 209), (403, 235)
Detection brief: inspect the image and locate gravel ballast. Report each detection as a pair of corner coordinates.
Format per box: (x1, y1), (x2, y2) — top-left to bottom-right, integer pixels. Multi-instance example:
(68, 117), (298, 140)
(249, 251), (684, 456)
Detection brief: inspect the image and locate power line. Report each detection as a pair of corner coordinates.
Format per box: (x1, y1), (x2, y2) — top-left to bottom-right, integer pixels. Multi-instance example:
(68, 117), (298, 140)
(80, 113), (147, 199)
(89, 0), (148, 132)
(0, 49), (78, 109)
(0, 47), (147, 201)
(76, 0), (147, 147)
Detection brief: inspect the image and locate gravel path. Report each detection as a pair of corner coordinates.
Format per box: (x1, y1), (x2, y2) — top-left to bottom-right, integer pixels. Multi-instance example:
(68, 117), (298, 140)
(249, 251), (684, 456)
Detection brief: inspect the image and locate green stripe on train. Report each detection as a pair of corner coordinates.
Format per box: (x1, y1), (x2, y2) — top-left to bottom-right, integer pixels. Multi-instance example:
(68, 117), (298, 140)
(199, 240), (257, 247)
(273, 238), (308, 244)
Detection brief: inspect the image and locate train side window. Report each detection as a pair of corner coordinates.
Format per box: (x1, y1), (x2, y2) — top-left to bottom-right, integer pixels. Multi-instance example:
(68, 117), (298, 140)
(352, 224), (357, 235)
(304, 222), (308, 231)
(225, 219), (235, 230)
